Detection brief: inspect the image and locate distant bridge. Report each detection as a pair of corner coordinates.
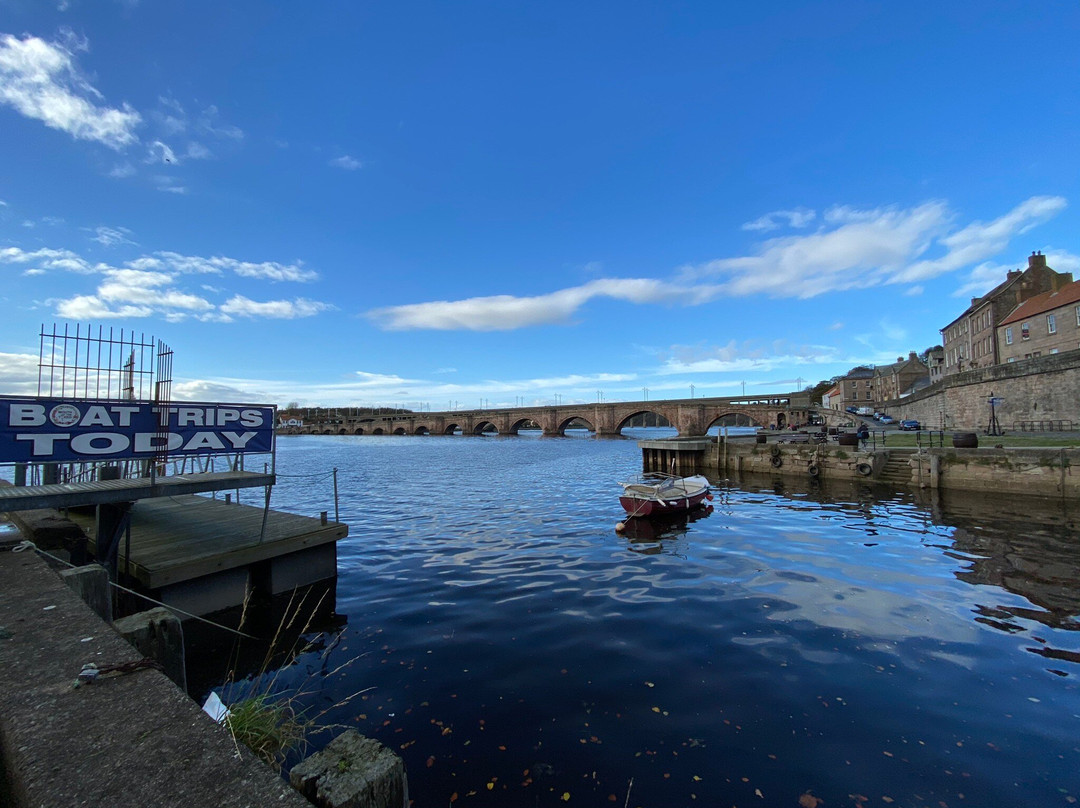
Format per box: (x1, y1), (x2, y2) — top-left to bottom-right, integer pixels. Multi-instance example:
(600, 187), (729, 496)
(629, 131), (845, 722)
(282, 392), (833, 437)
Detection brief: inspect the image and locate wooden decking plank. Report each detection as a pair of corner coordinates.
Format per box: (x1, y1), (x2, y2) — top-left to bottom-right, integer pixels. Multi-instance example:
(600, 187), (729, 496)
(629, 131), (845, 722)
(68, 495), (346, 589)
(0, 471), (276, 512)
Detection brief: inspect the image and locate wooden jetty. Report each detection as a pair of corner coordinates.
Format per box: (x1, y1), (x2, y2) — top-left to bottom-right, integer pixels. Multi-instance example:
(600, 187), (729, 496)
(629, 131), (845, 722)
(64, 495), (347, 616)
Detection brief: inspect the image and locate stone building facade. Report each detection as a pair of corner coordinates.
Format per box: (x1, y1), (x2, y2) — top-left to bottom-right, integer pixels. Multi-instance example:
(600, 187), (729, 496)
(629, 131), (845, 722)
(940, 252), (1072, 377)
(837, 367), (875, 410)
(872, 352), (930, 403)
(997, 279), (1080, 363)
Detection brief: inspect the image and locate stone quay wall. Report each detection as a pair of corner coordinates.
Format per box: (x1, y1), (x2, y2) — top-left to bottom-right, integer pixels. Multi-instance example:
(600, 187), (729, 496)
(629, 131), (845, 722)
(883, 350), (1080, 431)
(694, 440), (1080, 499)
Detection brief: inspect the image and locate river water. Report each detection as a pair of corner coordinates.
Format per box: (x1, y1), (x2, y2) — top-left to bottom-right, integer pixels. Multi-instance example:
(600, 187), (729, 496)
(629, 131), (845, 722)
(232, 433), (1080, 807)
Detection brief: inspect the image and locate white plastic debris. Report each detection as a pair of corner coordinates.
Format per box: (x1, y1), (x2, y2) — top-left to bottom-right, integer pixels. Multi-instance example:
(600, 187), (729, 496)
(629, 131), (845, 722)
(202, 690), (231, 723)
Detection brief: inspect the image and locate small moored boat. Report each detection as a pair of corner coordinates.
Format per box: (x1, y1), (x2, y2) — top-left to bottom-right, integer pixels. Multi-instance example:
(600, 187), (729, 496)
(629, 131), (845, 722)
(618, 473), (711, 517)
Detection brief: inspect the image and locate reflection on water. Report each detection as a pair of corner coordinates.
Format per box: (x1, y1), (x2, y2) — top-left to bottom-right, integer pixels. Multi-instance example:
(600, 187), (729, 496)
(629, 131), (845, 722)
(216, 437), (1080, 807)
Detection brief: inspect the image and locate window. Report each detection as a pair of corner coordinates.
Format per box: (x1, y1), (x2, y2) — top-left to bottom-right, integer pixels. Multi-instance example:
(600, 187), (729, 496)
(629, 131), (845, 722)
(1021, 321), (1030, 340)
(865, 392), (871, 400)
(1048, 314), (1057, 334)
(1005, 326), (1013, 345)
(1008, 357), (1016, 363)
(1033, 351), (1042, 358)
(1076, 305), (1080, 327)
(1051, 348), (1059, 354)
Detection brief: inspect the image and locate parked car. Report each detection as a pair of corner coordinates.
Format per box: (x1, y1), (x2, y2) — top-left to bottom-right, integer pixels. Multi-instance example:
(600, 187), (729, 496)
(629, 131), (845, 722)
(856, 407), (873, 416)
(845, 406), (858, 414)
(899, 419), (920, 431)
(879, 415), (895, 424)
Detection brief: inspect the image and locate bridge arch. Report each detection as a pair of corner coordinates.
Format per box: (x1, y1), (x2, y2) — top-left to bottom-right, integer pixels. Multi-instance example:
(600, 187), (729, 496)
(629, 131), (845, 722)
(393, 427), (407, 435)
(706, 412), (763, 430)
(616, 410), (678, 436)
(372, 427), (384, 435)
(353, 427), (365, 435)
(473, 421), (499, 436)
(415, 426), (430, 435)
(510, 417), (543, 435)
(558, 416), (594, 436)
(443, 423), (462, 435)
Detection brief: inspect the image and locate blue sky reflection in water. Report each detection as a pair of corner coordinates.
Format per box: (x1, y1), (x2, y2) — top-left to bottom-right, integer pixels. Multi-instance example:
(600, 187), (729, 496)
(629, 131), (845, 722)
(248, 436), (1080, 807)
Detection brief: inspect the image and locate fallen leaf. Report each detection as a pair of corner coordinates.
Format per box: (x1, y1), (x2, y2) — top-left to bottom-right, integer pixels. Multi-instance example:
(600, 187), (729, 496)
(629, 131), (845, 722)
(645, 681), (654, 687)
(799, 793), (823, 808)
(755, 787), (763, 798)
(486, 782), (494, 791)
(425, 757), (435, 768)
(651, 707), (661, 713)
(561, 792), (571, 801)
(450, 793), (458, 803)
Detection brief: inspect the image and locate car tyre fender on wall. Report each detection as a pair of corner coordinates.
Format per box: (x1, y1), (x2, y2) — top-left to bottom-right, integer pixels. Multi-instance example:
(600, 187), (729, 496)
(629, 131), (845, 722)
(807, 464), (820, 477)
(856, 462), (873, 476)
(770, 455), (783, 468)
(769, 445), (781, 458)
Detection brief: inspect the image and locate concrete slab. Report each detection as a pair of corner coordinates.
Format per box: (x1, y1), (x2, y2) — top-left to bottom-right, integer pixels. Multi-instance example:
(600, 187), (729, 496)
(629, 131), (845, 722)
(0, 547), (311, 808)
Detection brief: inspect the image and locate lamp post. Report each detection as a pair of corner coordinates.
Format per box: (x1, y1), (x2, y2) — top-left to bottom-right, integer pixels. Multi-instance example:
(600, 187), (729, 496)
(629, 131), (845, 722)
(643, 387), (649, 401)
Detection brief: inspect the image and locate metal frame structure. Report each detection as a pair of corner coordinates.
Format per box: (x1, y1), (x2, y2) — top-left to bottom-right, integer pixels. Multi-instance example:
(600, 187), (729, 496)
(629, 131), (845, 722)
(3, 324), (276, 582)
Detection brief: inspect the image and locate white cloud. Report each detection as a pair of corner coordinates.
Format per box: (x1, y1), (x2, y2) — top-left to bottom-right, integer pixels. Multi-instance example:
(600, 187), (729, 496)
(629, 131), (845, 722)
(171, 379), (271, 403)
(369, 277), (699, 331)
(0, 246), (92, 272)
(0, 351), (43, 395)
(153, 175), (187, 194)
(186, 141), (211, 160)
(54, 295), (153, 319)
(220, 295), (332, 319)
(742, 208), (816, 232)
(690, 202), (952, 298)
(216, 257), (318, 282)
(895, 196), (1067, 283)
(655, 340), (844, 375)
(109, 162), (136, 178)
(0, 33), (141, 149)
(904, 285), (924, 296)
(147, 139), (178, 164)
(197, 105), (243, 140)
(369, 196), (1064, 330)
(330, 155), (362, 170)
(88, 225), (135, 247)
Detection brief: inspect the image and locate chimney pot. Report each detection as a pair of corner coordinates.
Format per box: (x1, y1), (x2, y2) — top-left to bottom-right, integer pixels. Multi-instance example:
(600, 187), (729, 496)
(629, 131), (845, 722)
(1029, 252), (1047, 269)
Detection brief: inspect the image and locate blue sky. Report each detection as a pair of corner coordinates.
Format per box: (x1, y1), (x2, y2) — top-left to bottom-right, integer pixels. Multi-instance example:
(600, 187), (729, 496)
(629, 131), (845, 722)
(1, 1), (1078, 409)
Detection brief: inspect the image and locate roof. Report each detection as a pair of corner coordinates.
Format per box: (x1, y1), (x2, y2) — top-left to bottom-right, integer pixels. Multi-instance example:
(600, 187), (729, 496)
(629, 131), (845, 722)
(999, 279), (1080, 326)
(941, 272), (1023, 329)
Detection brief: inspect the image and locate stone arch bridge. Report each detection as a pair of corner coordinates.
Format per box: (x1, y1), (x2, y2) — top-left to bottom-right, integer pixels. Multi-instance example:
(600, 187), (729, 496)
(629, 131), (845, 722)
(286, 393), (828, 437)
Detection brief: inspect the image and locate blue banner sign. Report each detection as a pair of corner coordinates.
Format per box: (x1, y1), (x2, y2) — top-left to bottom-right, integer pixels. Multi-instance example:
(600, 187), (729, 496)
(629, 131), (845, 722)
(0, 398), (275, 462)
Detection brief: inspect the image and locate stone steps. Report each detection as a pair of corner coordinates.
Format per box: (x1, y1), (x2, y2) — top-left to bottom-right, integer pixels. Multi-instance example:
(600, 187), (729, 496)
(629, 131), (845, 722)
(876, 450), (916, 484)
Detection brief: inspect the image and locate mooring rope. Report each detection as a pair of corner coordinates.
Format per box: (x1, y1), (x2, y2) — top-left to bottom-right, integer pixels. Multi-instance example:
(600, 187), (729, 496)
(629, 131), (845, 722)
(9, 540), (257, 640)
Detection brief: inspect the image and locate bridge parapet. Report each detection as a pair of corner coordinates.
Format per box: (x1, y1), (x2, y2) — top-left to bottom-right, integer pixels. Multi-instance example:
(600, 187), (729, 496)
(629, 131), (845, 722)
(286, 394), (818, 437)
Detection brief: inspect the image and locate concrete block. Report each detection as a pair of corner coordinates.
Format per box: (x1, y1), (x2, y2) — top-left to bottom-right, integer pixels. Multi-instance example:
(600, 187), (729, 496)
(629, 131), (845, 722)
(113, 606), (187, 692)
(290, 730), (408, 808)
(60, 563), (111, 622)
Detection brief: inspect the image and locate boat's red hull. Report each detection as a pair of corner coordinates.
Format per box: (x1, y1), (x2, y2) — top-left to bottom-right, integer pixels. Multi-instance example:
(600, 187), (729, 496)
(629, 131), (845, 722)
(619, 489), (709, 517)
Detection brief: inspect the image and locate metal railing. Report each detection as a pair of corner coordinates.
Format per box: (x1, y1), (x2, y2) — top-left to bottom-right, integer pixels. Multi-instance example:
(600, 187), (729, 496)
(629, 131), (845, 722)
(1013, 419), (1075, 432)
